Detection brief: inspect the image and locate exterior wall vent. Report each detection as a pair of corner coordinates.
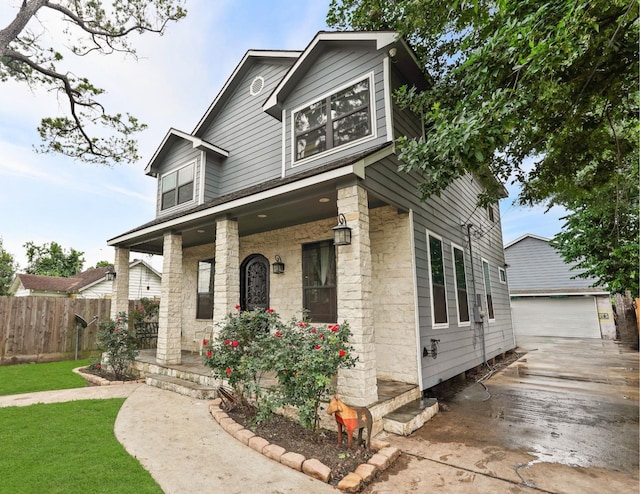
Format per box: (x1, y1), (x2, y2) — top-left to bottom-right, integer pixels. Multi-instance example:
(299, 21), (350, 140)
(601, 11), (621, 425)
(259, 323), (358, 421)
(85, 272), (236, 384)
(250, 76), (264, 96)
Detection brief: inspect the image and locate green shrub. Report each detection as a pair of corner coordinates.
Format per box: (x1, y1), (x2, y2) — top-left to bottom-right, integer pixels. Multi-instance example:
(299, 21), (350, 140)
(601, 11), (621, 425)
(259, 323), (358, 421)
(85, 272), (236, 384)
(203, 308), (356, 434)
(97, 312), (139, 380)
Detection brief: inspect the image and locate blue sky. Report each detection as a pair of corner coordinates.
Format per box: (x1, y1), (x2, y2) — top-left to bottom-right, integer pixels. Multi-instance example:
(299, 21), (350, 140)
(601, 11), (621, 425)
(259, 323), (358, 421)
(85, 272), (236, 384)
(0, 0), (565, 272)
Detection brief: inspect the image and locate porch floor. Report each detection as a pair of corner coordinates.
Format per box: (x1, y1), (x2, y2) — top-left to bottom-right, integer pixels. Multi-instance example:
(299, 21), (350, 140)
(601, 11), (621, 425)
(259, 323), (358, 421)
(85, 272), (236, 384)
(134, 349), (420, 405)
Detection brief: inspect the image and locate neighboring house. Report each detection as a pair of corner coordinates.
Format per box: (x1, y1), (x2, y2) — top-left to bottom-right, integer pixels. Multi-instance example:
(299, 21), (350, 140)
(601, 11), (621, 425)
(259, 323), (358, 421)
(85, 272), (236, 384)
(107, 31), (515, 406)
(504, 234), (616, 340)
(10, 260), (162, 300)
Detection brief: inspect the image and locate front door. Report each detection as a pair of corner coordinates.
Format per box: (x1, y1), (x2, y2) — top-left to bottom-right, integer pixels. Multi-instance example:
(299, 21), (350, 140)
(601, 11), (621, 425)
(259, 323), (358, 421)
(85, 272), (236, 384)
(240, 254), (270, 311)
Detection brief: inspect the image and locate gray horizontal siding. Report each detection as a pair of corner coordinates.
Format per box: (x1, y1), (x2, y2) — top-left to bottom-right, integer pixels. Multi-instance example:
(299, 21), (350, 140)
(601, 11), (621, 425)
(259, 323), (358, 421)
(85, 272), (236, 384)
(364, 156), (515, 390)
(283, 45), (390, 175)
(155, 139), (201, 217)
(391, 67), (422, 140)
(203, 155), (222, 201)
(199, 60), (293, 195)
(505, 236), (599, 291)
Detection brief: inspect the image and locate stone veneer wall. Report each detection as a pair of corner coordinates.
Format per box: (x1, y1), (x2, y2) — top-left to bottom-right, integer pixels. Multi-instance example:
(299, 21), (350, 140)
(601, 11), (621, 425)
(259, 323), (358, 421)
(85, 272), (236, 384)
(369, 206), (418, 384)
(176, 208), (418, 386)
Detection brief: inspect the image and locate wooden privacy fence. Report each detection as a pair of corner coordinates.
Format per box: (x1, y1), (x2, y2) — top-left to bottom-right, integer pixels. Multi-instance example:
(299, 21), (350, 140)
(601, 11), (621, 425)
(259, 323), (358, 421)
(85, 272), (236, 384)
(0, 297), (152, 364)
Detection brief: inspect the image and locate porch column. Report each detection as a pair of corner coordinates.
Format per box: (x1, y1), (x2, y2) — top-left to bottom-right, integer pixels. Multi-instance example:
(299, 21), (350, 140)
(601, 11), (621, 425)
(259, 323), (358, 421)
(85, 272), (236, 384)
(157, 232), (183, 365)
(213, 217), (240, 325)
(110, 247), (130, 319)
(336, 184), (378, 406)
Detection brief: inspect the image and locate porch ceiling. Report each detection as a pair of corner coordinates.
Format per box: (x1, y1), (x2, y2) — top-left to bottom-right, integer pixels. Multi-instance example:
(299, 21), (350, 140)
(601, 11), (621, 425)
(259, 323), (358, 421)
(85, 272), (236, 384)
(123, 184), (387, 256)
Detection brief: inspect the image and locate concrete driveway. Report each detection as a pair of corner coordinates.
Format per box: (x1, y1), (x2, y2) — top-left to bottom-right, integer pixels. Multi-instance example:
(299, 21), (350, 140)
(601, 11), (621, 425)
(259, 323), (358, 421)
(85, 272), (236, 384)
(366, 336), (639, 493)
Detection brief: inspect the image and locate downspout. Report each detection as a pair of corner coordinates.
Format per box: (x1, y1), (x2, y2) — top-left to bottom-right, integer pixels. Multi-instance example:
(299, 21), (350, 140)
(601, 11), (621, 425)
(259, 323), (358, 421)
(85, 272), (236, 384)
(466, 223), (487, 365)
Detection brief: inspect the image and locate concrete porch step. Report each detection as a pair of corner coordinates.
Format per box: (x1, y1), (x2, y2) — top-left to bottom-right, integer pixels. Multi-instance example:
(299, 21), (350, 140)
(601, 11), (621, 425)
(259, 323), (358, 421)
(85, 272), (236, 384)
(146, 373), (218, 400)
(382, 398), (439, 436)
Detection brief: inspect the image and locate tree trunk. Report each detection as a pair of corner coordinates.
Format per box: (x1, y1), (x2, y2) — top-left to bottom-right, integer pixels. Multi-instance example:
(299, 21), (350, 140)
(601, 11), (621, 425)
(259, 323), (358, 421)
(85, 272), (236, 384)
(613, 291), (639, 350)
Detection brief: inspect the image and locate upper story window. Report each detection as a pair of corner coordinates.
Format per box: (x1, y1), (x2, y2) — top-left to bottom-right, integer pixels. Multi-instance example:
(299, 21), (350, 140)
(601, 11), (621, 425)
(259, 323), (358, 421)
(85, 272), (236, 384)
(161, 162), (194, 210)
(294, 75), (372, 163)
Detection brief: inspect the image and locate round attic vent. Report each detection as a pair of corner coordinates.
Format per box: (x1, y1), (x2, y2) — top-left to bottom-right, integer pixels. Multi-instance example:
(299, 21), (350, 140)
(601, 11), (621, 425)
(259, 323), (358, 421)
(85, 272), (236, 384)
(250, 76), (264, 96)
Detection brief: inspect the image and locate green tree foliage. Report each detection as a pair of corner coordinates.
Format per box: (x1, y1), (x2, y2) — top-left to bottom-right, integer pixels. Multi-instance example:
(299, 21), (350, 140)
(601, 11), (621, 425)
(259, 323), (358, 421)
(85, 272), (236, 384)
(0, 1), (186, 165)
(0, 239), (17, 296)
(93, 260), (113, 268)
(552, 161), (638, 295)
(327, 0), (638, 292)
(24, 241), (84, 277)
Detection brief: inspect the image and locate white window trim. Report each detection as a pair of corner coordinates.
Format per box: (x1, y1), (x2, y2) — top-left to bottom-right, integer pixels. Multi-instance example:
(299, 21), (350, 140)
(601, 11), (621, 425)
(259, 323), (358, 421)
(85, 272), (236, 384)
(481, 258), (496, 322)
(498, 266), (507, 284)
(451, 242), (470, 327)
(160, 160), (196, 212)
(290, 72), (377, 168)
(427, 230), (449, 329)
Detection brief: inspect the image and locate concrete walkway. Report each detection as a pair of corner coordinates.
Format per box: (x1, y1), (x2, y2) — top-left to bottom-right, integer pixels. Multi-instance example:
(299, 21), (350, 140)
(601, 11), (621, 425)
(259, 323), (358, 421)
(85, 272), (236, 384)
(114, 385), (335, 494)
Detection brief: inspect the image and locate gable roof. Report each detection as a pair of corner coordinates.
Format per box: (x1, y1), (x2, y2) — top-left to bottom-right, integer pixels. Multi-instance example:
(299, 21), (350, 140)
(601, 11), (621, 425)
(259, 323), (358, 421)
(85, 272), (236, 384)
(13, 261), (161, 295)
(145, 129), (229, 177)
(192, 49), (301, 137)
(504, 233), (550, 250)
(263, 30), (427, 119)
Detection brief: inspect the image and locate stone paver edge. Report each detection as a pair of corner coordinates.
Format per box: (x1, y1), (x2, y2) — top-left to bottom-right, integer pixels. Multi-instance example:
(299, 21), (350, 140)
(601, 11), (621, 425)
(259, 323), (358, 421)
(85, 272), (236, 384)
(207, 398), (401, 493)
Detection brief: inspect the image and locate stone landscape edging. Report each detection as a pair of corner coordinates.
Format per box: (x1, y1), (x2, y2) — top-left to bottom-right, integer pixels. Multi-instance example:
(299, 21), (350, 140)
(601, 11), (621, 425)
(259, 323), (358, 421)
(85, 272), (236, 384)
(73, 367), (146, 386)
(207, 398), (401, 493)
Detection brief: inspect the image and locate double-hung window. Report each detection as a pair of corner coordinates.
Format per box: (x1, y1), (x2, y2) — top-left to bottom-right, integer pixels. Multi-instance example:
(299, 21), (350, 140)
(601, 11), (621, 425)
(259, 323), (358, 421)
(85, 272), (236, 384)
(294, 76), (372, 162)
(452, 244), (470, 324)
(161, 162), (194, 210)
(197, 258), (214, 319)
(428, 233), (448, 326)
(482, 259), (495, 320)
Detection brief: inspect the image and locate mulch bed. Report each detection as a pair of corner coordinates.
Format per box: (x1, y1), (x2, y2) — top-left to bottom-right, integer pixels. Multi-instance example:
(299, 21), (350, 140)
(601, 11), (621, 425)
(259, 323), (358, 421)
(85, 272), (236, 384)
(227, 407), (376, 486)
(78, 366), (141, 384)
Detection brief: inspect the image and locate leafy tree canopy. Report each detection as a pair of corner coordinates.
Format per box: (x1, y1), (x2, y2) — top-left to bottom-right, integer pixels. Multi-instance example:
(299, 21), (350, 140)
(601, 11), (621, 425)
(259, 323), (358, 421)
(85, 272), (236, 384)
(327, 0), (638, 207)
(0, 0), (186, 165)
(0, 239), (17, 296)
(93, 260), (112, 268)
(327, 0), (639, 294)
(24, 241), (84, 277)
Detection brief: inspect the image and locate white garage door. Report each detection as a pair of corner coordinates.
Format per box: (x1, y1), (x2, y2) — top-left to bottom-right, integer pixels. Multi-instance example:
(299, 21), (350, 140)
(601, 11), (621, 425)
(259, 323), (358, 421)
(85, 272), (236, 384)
(510, 296), (601, 338)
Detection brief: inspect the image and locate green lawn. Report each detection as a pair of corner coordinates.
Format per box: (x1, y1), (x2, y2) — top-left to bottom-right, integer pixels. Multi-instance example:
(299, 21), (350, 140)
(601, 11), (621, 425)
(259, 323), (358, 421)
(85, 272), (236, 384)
(0, 399), (162, 493)
(0, 359), (91, 396)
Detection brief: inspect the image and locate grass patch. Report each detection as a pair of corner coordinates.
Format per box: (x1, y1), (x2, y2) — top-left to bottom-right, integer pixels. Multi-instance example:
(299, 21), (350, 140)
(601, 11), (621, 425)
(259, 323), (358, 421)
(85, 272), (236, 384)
(0, 399), (162, 494)
(0, 359), (91, 396)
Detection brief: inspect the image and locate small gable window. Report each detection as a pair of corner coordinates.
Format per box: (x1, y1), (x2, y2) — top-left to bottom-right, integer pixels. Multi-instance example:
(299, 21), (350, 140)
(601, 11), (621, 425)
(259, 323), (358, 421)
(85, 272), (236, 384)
(294, 75), (372, 162)
(161, 162), (194, 210)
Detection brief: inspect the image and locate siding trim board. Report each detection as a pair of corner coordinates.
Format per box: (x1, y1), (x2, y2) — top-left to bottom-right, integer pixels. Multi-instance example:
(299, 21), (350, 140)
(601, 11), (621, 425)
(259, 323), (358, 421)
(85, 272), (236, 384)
(409, 210), (423, 387)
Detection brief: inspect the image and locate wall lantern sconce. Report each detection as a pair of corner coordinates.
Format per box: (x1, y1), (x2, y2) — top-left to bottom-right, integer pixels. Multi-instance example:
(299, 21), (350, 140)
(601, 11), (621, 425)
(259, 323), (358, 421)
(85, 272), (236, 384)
(272, 255), (285, 274)
(105, 266), (117, 281)
(333, 213), (352, 246)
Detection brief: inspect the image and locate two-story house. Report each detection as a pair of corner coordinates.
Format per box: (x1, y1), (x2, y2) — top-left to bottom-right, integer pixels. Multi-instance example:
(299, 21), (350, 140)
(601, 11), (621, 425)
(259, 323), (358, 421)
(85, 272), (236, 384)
(108, 31), (515, 407)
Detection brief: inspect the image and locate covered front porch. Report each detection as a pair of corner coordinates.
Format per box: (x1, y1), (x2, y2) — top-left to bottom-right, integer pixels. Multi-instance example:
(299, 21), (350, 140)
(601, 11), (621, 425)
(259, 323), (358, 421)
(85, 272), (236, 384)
(110, 176), (421, 408)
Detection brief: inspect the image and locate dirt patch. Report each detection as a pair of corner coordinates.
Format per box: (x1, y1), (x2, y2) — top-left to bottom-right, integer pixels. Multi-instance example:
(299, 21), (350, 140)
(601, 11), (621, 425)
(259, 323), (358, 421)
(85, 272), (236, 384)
(228, 407), (376, 486)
